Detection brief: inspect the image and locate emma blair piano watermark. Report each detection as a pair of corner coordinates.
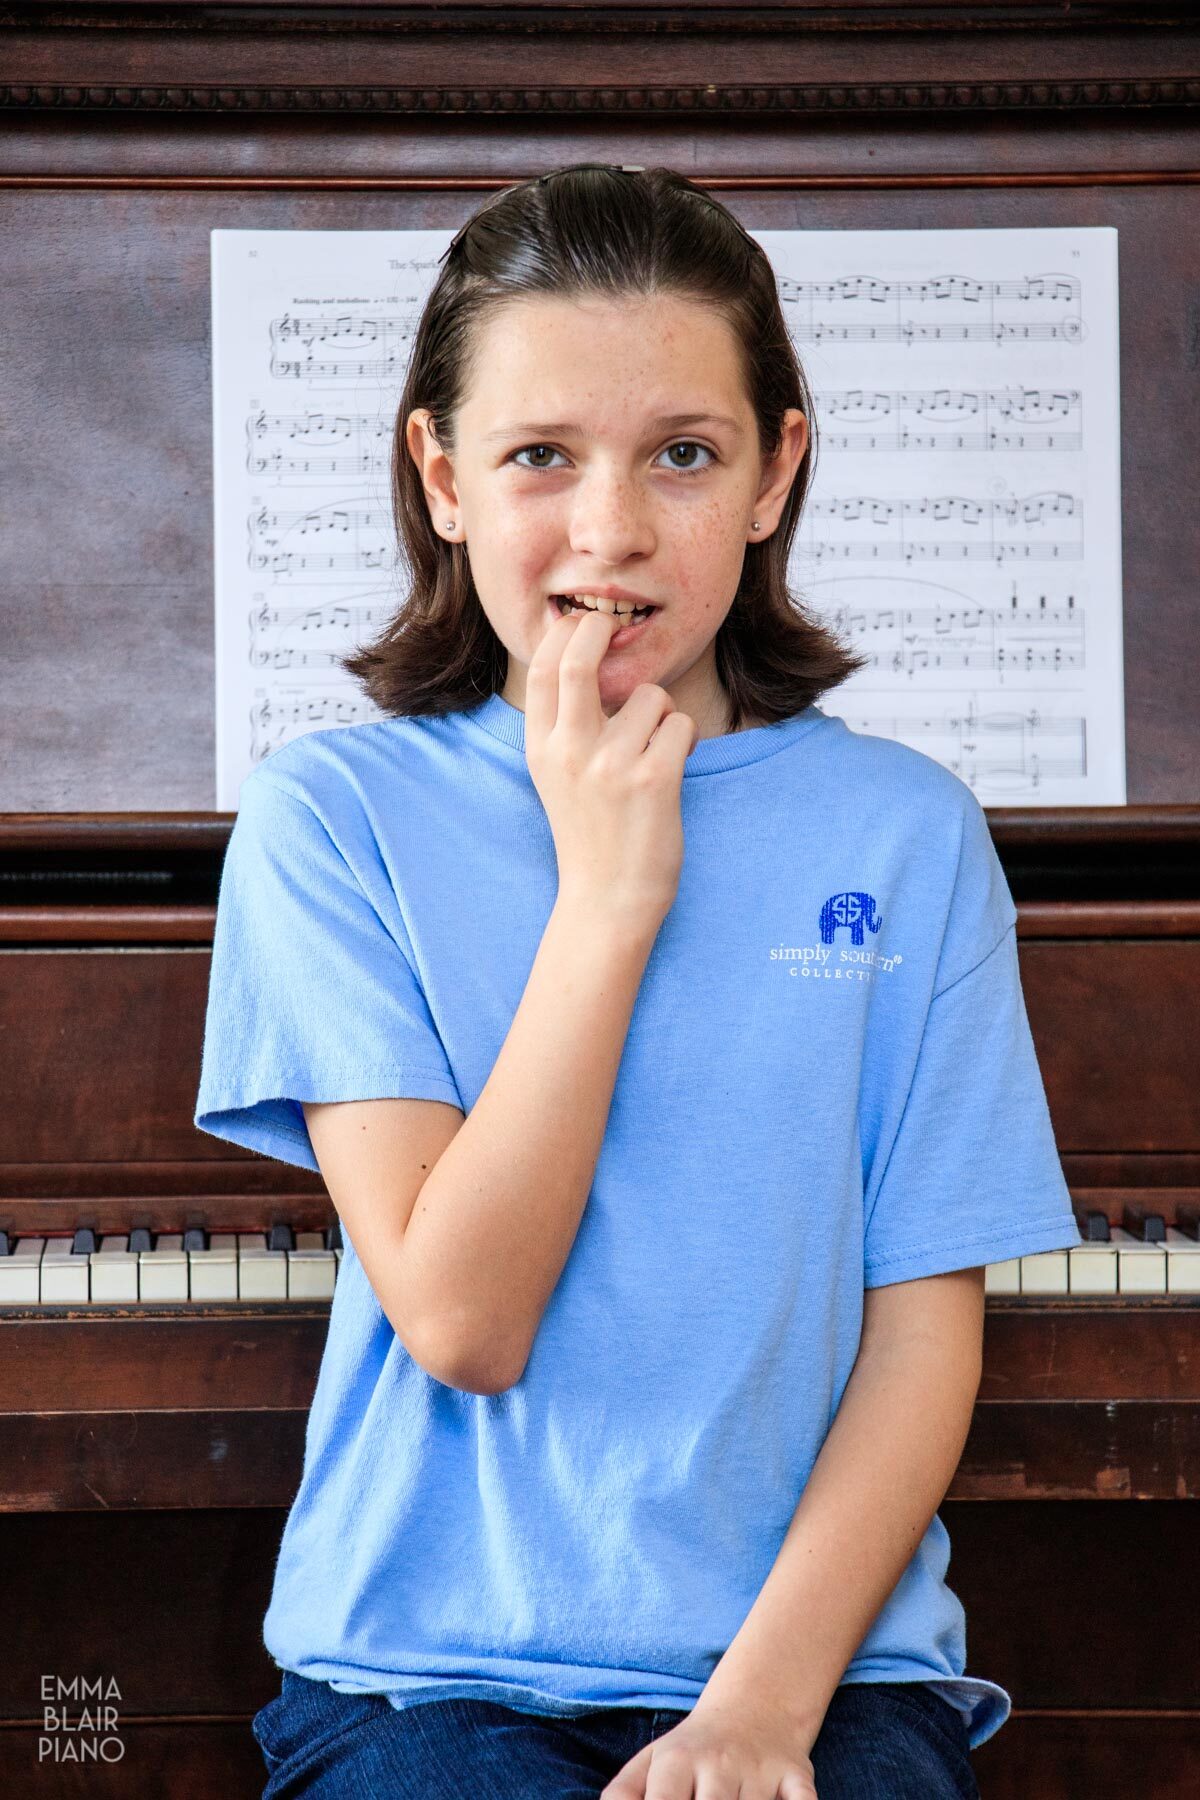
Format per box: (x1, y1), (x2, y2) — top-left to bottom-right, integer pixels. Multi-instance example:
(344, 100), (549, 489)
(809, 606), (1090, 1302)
(38, 1675), (125, 1764)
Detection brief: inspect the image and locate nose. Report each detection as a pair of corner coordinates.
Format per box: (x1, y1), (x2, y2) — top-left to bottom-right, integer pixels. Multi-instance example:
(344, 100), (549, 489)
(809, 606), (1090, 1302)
(567, 470), (656, 567)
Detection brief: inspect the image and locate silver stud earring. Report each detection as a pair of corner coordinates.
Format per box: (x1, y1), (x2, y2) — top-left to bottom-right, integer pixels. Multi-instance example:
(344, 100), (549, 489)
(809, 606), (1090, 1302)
(446, 521), (456, 533)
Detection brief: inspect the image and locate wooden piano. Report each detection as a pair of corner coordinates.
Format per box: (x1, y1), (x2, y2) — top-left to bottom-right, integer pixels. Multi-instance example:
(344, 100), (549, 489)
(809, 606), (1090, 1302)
(4, 1), (1200, 1793)
(2, 808), (1198, 1794)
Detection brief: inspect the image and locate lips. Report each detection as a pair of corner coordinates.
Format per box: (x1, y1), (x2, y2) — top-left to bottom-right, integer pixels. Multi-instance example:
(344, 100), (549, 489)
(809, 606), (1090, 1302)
(545, 595), (658, 647)
(552, 595), (657, 618)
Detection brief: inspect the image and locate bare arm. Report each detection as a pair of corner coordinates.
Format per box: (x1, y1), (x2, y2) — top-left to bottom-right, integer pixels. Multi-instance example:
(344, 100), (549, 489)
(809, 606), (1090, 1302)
(303, 899), (654, 1394)
(690, 1267), (986, 1746)
(398, 903), (657, 1392)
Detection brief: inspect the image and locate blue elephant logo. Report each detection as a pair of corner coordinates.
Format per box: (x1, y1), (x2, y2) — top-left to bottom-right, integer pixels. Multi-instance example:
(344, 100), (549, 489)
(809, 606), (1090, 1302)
(819, 891), (883, 946)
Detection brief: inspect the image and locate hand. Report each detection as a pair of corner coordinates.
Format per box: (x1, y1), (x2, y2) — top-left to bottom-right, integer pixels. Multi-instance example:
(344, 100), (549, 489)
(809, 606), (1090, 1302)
(523, 607), (699, 931)
(598, 1692), (819, 1800)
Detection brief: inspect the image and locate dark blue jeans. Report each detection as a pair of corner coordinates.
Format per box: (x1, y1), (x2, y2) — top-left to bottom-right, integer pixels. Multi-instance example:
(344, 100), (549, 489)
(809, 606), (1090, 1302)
(253, 1669), (980, 1798)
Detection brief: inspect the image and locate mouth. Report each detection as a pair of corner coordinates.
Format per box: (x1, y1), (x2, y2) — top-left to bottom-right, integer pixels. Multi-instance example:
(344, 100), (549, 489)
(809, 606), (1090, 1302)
(548, 594), (660, 649)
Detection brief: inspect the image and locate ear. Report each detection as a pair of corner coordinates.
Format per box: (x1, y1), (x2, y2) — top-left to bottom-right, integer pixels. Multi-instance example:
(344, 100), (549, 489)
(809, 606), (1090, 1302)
(751, 408), (809, 540)
(406, 407), (461, 531)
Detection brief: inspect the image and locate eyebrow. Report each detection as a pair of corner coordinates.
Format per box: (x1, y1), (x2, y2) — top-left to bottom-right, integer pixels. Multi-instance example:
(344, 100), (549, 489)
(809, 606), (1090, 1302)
(483, 412), (745, 442)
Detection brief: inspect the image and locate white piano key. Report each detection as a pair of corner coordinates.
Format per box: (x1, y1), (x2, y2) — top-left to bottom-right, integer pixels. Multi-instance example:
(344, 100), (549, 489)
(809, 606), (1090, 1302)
(40, 1237), (91, 1304)
(1019, 1249), (1069, 1294)
(237, 1231), (288, 1301)
(139, 1232), (188, 1302)
(1165, 1227), (1200, 1294)
(90, 1234), (139, 1304)
(1068, 1242), (1118, 1294)
(1111, 1226), (1167, 1294)
(984, 1259), (1021, 1294)
(288, 1231), (336, 1300)
(189, 1232), (239, 1301)
(0, 1237), (46, 1304)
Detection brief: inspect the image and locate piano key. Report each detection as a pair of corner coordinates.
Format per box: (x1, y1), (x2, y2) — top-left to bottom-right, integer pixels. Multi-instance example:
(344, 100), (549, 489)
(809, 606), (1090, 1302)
(0, 1230), (9, 1258)
(90, 1234), (139, 1304)
(984, 1259), (1021, 1294)
(1165, 1226), (1200, 1294)
(327, 1218), (343, 1253)
(189, 1232), (239, 1301)
(1122, 1205), (1166, 1243)
(268, 1223), (295, 1254)
(1068, 1241), (1118, 1294)
(0, 1237), (45, 1304)
(1111, 1226), (1167, 1293)
(1020, 1249), (1069, 1294)
(72, 1227), (97, 1257)
(288, 1230), (336, 1300)
(1077, 1209), (1111, 1242)
(237, 1231), (287, 1301)
(1176, 1203), (1200, 1241)
(182, 1226), (208, 1254)
(139, 1232), (188, 1302)
(128, 1226), (153, 1255)
(41, 1236), (91, 1303)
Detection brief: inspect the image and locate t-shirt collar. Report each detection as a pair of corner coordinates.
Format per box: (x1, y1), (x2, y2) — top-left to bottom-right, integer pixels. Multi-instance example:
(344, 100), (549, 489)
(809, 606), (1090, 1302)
(460, 691), (827, 776)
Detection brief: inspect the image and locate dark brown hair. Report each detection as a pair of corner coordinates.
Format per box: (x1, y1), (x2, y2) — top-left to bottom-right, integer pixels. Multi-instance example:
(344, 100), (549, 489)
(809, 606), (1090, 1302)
(342, 163), (867, 728)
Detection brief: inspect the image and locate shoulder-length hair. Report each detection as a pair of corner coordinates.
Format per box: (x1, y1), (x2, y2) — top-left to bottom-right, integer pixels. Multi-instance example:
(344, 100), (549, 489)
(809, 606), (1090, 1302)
(342, 163), (867, 728)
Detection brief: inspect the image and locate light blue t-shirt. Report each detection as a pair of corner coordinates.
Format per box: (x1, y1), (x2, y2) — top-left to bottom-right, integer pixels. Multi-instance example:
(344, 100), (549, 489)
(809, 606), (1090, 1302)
(194, 692), (1081, 1751)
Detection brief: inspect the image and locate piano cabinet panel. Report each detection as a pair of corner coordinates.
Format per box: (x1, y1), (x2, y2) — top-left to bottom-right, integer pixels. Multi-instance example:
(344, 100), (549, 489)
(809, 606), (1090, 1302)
(971, 1718), (1200, 1800)
(3, 1298), (1190, 1419)
(1, 936), (1199, 1174)
(1019, 939), (1200, 1151)
(0, 1505), (1198, 1798)
(1, 1302), (1199, 1511)
(0, 948), (214, 1164)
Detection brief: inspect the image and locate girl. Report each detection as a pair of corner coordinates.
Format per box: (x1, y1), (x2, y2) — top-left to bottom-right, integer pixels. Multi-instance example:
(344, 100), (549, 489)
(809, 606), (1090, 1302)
(195, 164), (1081, 1799)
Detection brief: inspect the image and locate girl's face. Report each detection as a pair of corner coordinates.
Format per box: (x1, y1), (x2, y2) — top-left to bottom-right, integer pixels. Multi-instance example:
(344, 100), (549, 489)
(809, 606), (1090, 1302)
(408, 291), (808, 738)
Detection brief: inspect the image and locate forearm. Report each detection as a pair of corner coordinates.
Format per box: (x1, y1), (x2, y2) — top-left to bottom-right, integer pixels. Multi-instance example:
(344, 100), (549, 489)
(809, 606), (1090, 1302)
(699, 1276), (984, 1746)
(399, 898), (657, 1393)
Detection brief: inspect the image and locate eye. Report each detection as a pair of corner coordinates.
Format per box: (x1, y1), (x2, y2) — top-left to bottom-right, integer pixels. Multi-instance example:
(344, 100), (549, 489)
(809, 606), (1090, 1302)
(656, 441), (716, 476)
(511, 444), (566, 471)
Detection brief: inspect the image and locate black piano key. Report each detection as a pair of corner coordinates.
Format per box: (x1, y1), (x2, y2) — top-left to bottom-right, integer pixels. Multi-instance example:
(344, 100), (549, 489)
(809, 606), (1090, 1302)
(326, 1219), (343, 1253)
(1077, 1209), (1111, 1242)
(1122, 1205), (1166, 1243)
(182, 1227), (208, 1253)
(128, 1227), (153, 1255)
(72, 1228), (97, 1256)
(0, 1231), (10, 1257)
(268, 1223), (295, 1254)
(1177, 1203), (1200, 1241)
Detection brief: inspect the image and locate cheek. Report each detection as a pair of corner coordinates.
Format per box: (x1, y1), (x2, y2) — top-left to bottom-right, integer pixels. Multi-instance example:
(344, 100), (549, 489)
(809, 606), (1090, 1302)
(489, 513), (556, 590)
(689, 504), (750, 589)
(688, 495), (743, 555)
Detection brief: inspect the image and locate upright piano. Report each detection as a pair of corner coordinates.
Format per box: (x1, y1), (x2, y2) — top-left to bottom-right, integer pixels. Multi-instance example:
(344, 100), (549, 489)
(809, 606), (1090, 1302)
(3, 806), (1198, 1794)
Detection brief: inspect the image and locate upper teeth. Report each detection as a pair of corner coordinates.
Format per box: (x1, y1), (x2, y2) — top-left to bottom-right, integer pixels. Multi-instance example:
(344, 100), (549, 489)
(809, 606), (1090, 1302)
(560, 594), (649, 617)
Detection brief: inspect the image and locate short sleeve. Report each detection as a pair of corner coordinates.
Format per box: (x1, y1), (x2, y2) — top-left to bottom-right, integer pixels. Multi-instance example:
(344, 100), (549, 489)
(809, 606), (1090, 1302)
(194, 770), (463, 1172)
(863, 922), (1081, 1287)
(862, 786), (1081, 1286)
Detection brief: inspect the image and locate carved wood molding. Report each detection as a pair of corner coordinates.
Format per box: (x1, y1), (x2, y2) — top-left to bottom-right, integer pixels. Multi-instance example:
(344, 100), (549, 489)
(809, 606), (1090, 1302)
(4, 77), (1200, 116)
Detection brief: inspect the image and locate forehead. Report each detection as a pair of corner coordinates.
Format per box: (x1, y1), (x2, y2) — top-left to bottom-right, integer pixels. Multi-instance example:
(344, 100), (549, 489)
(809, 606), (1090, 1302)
(462, 292), (749, 420)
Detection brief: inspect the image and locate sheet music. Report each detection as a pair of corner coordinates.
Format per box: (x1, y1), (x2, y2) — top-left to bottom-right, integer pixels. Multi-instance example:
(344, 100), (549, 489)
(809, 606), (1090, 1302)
(757, 228), (1123, 804)
(211, 225), (1124, 807)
